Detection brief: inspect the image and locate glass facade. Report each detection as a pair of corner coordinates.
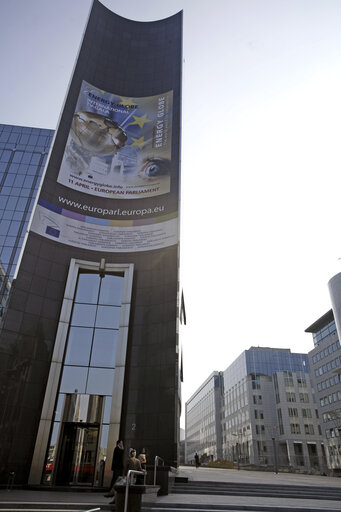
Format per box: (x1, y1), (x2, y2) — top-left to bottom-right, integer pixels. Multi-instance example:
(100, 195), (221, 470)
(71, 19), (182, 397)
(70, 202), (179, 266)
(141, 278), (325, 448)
(42, 272), (124, 486)
(313, 319), (337, 347)
(0, 124), (54, 313)
(245, 347), (309, 377)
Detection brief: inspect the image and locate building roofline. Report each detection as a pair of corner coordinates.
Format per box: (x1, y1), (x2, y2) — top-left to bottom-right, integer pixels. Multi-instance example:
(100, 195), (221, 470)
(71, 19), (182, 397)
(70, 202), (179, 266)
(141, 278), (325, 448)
(305, 309), (334, 333)
(186, 371), (221, 405)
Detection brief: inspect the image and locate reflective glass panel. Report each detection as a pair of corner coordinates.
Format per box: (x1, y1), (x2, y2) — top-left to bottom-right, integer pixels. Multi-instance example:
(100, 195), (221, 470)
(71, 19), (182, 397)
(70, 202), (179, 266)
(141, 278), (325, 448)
(65, 327), (93, 366)
(86, 368), (115, 395)
(50, 421), (61, 447)
(60, 366), (88, 394)
(75, 273), (100, 304)
(102, 397), (112, 424)
(91, 329), (118, 368)
(71, 304), (96, 327)
(95, 305), (120, 329)
(99, 424), (109, 454)
(99, 275), (123, 305)
(42, 421), (61, 484)
(54, 394), (65, 422)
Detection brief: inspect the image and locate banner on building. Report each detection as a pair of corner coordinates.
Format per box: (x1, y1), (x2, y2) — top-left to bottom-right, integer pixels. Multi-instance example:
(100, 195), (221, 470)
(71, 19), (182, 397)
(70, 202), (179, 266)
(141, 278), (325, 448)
(57, 81), (173, 199)
(30, 81), (178, 252)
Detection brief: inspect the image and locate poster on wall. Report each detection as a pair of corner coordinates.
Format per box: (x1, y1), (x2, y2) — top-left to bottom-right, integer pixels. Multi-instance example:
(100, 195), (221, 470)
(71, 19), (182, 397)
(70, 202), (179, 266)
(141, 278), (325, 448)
(30, 197), (178, 252)
(57, 81), (173, 199)
(30, 81), (178, 252)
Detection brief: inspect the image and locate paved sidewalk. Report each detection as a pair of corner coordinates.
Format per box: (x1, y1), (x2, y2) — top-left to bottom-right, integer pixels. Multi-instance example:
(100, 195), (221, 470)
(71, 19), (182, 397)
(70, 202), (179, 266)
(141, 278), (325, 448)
(1, 467), (341, 511)
(177, 464), (341, 487)
(158, 466), (341, 511)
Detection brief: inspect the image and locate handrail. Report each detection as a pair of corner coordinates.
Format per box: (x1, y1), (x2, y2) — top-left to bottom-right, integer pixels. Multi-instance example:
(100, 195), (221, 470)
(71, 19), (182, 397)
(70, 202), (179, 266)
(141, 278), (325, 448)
(153, 455), (164, 485)
(124, 469), (146, 512)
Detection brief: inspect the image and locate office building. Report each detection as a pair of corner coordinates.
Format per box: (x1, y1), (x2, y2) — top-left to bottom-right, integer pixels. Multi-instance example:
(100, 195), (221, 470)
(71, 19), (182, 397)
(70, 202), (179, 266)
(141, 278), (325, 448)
(0, 1), (182, 486)
(306, 273), (341, 473)
(0, 124), (54, 313)
(186, 347), (324, 472)
(185, 372), (223, 464)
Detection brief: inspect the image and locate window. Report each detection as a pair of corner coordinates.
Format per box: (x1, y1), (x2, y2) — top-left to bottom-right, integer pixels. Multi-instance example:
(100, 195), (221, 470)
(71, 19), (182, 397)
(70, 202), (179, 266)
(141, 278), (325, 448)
(60, 273), (123, 394)
(277, 408), (284, 435)
(253, 395), (262, 405)
(297, 377), (306, 388)
(290, 423), (301, 434)
(255, 424), (265, 434)
(299, 393), (309, 403)
(251, 374), (261, 389)
(284, 371), (294, 387)
(288, 407), (298, 417)
(304, 424), (314, 435)
(273, 374), (280, 403)
(302, 408), (312, 418)
(286, 392), (296, 403)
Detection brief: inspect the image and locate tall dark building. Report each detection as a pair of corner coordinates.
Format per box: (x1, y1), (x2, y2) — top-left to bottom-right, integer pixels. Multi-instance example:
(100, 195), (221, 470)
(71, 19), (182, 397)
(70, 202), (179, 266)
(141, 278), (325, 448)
(0, 1), (182, 486)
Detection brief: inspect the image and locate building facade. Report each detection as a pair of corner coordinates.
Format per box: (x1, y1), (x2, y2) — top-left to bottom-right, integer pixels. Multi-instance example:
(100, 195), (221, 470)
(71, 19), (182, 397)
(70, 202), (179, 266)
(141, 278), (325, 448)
(0, 1), (182, 486)
(186, 347), (324, 472)
(0, 124), (54, 313)
(306, 278), (341, 473)
(222, 347), (323, 470)
(185, 372), (223, 464)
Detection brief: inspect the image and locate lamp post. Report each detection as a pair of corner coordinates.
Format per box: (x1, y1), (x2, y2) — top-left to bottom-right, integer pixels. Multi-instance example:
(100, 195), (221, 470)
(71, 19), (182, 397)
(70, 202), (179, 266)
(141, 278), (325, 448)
(265, 425), (278, 474)
(232, 432), (242, 470)
(327, 410), (341, 471)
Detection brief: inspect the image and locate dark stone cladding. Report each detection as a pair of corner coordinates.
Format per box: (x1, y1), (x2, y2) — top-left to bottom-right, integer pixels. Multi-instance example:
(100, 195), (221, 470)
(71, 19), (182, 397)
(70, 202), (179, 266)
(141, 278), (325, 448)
(0, 1), (182, 484)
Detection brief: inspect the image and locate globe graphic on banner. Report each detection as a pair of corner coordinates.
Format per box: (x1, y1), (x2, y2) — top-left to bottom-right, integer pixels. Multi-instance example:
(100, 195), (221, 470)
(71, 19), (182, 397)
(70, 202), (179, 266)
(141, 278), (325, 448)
(71, 111), (127, 155)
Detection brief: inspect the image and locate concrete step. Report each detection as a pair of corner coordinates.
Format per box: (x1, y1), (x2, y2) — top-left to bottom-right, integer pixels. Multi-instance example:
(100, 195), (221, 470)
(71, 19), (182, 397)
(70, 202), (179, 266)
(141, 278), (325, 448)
(171, 480), (341, 501)
(0, 504), (101, 511)
(149, 506), (341, 512)
(174, 477), (188, 484)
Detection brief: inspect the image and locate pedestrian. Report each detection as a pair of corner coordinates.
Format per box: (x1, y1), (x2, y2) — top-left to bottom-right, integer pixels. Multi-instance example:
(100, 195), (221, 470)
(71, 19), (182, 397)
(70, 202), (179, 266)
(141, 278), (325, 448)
(106, 447), (145, 504)
(104, 440), (124, 499)
(195, 452), (200, 468)
(126, 448), (143, 473)
(138, 447), (147, 470)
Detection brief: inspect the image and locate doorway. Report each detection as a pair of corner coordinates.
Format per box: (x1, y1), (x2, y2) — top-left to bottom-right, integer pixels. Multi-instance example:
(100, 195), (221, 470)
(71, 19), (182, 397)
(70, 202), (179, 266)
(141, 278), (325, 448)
(56, 423), (99, 486)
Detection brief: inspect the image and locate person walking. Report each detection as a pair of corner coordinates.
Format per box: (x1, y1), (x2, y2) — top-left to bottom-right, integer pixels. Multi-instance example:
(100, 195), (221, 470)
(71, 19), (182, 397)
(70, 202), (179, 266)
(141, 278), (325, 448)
(195, 452), (200, 468)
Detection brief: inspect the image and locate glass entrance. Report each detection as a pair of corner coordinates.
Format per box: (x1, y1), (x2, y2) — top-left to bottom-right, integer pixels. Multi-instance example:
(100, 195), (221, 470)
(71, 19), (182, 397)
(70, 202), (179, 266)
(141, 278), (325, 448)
(56, 423), (99, 486)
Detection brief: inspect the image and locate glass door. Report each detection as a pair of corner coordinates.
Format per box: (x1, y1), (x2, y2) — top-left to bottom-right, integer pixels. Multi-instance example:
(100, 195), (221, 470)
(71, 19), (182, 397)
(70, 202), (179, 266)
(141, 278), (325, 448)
(56, 423), (99, 486)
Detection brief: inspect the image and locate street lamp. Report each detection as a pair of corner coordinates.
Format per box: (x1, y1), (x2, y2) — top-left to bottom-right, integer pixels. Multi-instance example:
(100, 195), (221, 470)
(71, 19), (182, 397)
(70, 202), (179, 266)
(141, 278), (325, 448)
(327, 410), (341, 471)
(265, 425), (278, 474)
(232, 432), (242, 470)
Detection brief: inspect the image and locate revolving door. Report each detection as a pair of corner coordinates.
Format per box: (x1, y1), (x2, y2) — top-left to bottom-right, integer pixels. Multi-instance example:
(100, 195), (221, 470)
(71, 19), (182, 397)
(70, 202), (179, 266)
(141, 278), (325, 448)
(46, 394), (105, 486)
(56, 423), (99, 486)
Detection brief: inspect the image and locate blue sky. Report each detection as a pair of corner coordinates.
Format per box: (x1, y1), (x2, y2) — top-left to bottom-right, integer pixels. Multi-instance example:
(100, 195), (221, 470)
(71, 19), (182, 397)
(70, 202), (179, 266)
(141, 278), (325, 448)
(2, 0), (341, 421)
